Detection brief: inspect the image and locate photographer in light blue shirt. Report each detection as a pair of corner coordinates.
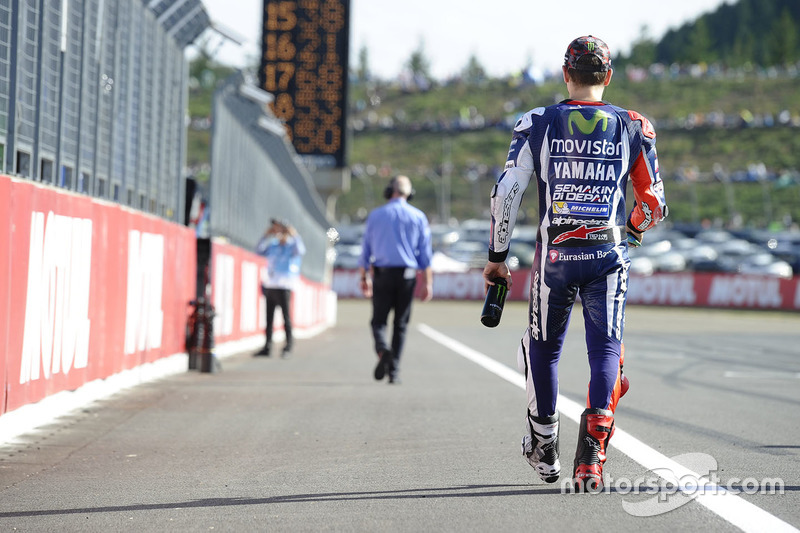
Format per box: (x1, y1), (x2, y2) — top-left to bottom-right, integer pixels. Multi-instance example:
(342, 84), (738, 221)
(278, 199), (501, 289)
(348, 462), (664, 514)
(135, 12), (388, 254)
(255, 218), (305, 357)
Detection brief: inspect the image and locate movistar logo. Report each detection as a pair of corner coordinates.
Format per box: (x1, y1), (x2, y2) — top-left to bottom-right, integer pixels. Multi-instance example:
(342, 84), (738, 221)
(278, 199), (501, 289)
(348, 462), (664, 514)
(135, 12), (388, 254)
(568, 110), (609, 135)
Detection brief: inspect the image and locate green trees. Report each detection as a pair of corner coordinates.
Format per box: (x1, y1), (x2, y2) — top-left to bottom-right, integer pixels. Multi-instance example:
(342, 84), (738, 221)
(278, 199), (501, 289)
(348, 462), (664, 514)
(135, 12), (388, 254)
(624, 0), (800, 67)
(462, 54), (488, 85)
(407, 41), (433, 86)
(768, 7), (799, 65)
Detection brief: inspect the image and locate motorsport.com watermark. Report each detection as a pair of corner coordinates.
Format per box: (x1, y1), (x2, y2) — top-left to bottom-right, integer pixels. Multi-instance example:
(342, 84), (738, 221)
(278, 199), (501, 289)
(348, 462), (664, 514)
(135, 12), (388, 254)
(560, 470), (784, 496)
(559, 453), (785, 517)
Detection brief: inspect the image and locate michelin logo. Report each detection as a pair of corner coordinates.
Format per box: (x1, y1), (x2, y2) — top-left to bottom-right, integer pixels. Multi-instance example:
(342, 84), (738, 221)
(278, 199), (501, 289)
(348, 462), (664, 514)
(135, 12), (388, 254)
(553, 201), (610, 217)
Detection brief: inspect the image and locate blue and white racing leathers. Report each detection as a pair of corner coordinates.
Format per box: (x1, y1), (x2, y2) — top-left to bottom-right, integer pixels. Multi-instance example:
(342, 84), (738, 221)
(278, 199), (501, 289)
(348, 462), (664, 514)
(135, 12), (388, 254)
(489, 100), (667, 419)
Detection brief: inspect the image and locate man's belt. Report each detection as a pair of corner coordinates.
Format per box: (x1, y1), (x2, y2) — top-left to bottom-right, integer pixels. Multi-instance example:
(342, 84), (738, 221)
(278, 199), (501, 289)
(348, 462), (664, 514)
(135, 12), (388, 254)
(373, 266), (410, 274)
(545, 225), (624, 247)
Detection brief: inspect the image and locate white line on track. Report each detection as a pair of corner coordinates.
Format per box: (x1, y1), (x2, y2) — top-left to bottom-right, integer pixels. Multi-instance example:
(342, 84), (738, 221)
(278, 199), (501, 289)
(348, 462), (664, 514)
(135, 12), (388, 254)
(418, 323), (799, 533)
(723, 371), (800, 379)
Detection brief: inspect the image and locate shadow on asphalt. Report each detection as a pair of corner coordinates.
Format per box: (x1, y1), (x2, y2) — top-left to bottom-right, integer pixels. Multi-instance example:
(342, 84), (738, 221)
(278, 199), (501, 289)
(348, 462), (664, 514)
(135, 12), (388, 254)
(0, 484), (561, 517)
(3, 484), (798, 517)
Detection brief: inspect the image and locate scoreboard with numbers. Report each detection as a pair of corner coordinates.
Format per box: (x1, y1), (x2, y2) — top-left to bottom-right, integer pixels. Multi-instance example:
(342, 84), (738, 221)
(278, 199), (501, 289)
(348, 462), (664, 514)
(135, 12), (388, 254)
(259, 0), (350, 169)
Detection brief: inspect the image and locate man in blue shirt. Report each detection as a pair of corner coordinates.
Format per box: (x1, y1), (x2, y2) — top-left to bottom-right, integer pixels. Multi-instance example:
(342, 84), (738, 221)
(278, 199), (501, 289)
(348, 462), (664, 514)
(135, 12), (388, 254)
(255, 218), (306, 357)
(358, 175), (433, 384)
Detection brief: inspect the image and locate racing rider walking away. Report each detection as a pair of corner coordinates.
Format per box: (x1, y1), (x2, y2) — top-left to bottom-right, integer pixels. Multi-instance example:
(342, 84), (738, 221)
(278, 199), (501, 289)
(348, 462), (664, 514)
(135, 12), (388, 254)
(482, 35), (667, 491)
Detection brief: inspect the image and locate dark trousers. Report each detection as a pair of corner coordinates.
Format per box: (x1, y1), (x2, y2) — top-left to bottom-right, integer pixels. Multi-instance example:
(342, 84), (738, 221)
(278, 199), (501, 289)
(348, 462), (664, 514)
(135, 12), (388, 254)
(370, 267), (416, 375)
(264, 287), (293, 348)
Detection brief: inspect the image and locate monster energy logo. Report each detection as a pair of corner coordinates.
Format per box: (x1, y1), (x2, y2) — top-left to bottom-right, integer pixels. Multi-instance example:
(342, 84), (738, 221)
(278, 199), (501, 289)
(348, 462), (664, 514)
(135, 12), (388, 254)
(587, 42), (596, 52)
(495, 282), (507, 304)
(568, 110), (609, 135)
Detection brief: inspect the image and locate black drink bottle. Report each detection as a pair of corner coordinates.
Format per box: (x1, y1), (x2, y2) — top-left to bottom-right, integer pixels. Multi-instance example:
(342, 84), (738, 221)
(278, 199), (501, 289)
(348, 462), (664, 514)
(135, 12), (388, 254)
(480, 277), (508, 328)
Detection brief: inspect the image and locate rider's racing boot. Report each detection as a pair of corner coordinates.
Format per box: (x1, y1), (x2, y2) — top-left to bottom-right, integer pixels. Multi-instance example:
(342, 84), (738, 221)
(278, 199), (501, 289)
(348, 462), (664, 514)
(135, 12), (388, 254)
(573, 408), (615, 492)
(522, 413), (560, 483)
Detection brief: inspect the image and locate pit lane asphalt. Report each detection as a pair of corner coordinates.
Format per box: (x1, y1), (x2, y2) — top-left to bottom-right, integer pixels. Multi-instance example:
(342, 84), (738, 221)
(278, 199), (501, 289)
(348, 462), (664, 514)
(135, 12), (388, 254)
(0, 299), (798, 532)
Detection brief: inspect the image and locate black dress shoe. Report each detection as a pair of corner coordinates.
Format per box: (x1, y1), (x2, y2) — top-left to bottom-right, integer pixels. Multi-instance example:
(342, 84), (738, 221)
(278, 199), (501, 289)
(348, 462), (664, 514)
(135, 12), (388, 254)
(255, 345), (272, 357)
(374, 349), (392, 380)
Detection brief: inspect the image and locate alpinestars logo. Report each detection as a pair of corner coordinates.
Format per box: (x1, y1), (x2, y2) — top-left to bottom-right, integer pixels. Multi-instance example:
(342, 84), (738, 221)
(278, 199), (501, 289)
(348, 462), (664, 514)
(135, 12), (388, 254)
(497, 182), (520, 245)
(552, 225), (608, 245)
(530, 271), (540, 340)
(637, 202), (653, 231)
(568, 109), (609, 135)
(584, 435), (601, 450)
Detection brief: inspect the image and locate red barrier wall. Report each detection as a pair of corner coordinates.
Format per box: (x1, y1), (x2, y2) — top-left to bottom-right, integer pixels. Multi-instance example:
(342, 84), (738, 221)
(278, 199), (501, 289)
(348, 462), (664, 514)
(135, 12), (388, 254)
(332, 269), (800, 311)
(626, 272), (800, 310)
(210, 238), (337, 344)
(0, 177), (10, 413)
(1, 175), (196, 415)
(0, 175), (338, 422)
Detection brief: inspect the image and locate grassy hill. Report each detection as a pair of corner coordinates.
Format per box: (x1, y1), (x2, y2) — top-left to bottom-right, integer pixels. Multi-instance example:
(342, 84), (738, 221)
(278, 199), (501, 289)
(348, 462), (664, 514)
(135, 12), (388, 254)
(340, 73), (800, 228)
(186, 63), (800, 229)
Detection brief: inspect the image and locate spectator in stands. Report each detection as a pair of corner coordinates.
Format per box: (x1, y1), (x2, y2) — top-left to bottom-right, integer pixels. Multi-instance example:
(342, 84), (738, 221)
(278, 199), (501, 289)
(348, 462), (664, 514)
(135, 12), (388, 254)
(255, 218), (305, 358)
(358, 175), (433, 384)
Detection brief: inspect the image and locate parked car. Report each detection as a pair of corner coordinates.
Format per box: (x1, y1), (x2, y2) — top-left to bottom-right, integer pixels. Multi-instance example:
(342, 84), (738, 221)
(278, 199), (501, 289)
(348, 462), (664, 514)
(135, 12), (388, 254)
(767, 232), (800, 274)
(508, 241), (536, 270)
(511, 225), (539, 246)
(694, 229), (733, 244)
(444, 240), (486, 269)
(629, 238), (687, 272)
(690, 255), (740, 273)
(670, 238), (719, 266)
(333, 243), (362, 269)
(629, 256), (655, 276)
(430, 251), (470, 272)
(458, 219), (491, 243)
(430, 224), (460, 252)
(738, 253), (793, 278)
(334, 224), (365, 245)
